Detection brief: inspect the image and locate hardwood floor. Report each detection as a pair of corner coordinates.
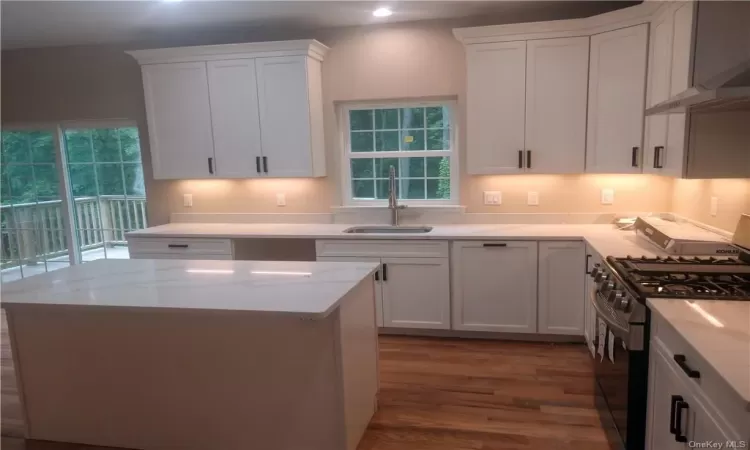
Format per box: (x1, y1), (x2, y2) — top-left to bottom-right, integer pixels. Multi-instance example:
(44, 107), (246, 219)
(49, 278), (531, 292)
(2, 313), (611, 449)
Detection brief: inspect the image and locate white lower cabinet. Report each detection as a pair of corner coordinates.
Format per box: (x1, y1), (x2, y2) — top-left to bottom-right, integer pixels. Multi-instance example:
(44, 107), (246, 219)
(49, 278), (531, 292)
(647, 341), (693, 450)
(538, 241), (586, 335)
(646, 340), (739, 449)
(381, 257), (451, 329)
(451, 241), (538, 333)
(315, 240), (450, 330)
(127, 237), (235, 260)
(316, 256), (384, 327)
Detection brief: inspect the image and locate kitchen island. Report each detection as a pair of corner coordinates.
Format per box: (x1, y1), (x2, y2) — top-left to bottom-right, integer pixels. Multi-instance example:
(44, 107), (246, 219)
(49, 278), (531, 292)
(1, 259), (380, 450)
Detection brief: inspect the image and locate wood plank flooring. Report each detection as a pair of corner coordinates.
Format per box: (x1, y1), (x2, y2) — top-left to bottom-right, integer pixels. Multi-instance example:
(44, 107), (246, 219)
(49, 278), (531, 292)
(2, 312), (611, 449)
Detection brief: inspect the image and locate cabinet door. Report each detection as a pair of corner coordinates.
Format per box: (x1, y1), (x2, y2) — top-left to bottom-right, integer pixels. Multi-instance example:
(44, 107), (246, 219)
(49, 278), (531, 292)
(644, 12), (674, 175)
(451, 241), (538, 333)
(586, 25), (648, 174)
(207, 59), (263, 178)
(646, 343), (694, 450)
(692, 396), (740, 445)
(659, 2), (695, 178)
(381, 257), (450, 329)
(466, 42), (527, 175)
(142, 62), (215, 179)
(316, 256), (383, 327)
(538, 241), (586, 335)
(670, 2), (695, 97)
(525, 37), (589, 174)
(255, 56), (313, 177)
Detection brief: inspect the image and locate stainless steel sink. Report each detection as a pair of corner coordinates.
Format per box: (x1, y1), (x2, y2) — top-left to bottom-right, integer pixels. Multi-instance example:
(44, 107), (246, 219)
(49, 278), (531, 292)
(343, 226), (433, 234)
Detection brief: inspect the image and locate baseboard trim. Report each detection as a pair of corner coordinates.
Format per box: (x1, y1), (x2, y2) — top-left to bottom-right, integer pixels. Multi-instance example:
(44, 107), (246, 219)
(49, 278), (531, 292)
(378, 327), (585, 344)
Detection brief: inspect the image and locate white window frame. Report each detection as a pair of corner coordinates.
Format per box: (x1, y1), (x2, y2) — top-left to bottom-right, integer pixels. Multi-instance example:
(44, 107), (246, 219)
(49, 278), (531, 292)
(340, 100), (459, 206)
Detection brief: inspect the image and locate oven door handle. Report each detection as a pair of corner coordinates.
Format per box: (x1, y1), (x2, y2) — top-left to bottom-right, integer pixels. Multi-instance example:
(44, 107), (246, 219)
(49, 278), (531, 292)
(589, 289), (644, 351)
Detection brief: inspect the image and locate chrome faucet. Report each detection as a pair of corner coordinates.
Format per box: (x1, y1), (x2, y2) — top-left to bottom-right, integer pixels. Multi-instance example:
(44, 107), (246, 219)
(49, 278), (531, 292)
(388, 166), (406, 226)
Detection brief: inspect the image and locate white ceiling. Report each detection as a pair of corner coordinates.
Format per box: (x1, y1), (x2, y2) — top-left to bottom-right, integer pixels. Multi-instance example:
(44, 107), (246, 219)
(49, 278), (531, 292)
(1, 1), (638, 50)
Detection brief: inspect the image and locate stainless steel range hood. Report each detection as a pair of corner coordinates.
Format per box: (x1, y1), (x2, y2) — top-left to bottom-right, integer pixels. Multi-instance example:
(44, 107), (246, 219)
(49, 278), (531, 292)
(645, 2), (750, 115)
(646, 60), (750, 115)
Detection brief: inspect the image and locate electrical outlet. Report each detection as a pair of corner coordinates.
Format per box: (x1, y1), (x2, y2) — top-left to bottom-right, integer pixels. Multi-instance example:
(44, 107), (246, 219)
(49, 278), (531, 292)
(601, 188), (614, 205)
(183, 194), (193, 207)
(527, 191), (539, 206)
(483, 191), (502, 205)
(276, 193), (286, 207)
(710, 196), (718, 217)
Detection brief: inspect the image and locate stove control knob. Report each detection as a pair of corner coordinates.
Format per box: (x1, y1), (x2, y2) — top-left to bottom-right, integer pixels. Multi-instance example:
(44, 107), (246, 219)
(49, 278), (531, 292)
(608, 290), (624, 304)
(589, 264), (601, 278)
(618, 297), (632, 312)
(601, 280), (615, 294)
(594, 271), (608, 283)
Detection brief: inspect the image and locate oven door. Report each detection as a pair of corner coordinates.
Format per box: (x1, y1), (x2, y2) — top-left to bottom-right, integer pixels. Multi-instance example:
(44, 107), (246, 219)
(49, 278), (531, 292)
(590, 290), (648, 450)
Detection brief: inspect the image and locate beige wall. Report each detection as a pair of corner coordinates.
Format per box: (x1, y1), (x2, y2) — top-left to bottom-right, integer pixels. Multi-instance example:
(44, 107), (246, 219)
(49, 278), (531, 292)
(5, 19), (736, 228)
(672, 179), (750, 233)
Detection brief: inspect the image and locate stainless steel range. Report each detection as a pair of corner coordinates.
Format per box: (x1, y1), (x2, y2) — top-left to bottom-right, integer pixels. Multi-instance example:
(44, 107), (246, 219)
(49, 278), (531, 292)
(589, 254), (750, 450)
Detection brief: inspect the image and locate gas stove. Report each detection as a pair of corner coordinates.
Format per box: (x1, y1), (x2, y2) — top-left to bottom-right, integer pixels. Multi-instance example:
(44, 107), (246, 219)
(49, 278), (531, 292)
(587, 255), (750, 346)
(608, 255), (750, 301)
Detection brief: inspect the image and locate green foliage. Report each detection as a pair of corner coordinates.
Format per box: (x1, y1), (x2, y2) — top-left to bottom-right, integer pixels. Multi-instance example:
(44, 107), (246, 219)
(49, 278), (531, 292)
(1, 127), (144, 206)
(348, 105), (452, 201)
(437, 157), (451, 199)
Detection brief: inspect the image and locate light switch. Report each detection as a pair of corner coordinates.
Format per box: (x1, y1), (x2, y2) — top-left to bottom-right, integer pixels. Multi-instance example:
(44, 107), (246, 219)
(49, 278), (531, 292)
(183, 194), (193, 207)
(483, 191), (502, 205)
(601, 188), (614, 205)
(527, 191), (539, 206)
(276, 193), (286, 207)
(710, 196), (718, 216)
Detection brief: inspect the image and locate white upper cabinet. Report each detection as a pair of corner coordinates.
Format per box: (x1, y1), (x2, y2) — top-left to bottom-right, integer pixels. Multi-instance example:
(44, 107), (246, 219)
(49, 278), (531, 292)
(456, 3), (666, 176)
(464, 36), (588, 175)
(206, 59), (263, 178)
(466, 42), (527, 175)
(643, 10), (675, 176)
(141, 63), (216, 179)
(643, 2), (696, 178)
(128, 40), (328, 180)
(525, 37), (589, 174)
(537, 241), (586, 335)
(586, 24), (648, 173)
(255, 56), (324, 177)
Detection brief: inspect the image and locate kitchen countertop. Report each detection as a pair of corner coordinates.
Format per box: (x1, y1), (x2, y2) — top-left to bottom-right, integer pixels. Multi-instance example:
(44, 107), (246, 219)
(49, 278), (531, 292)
(126, 222), (671, 258)
(647, 298), (750, 410)
(0, 259), (379, 318)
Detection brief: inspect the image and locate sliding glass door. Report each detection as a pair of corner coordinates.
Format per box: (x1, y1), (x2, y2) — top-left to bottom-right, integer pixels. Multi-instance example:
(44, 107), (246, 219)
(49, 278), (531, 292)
(1, 128), (70, 282)
(0, 121), (148, 282)
(62, 124), (146, 263)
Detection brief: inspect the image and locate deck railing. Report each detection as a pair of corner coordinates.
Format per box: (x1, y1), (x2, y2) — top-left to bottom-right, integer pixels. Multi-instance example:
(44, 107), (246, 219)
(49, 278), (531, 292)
(0, 196), (147, 267)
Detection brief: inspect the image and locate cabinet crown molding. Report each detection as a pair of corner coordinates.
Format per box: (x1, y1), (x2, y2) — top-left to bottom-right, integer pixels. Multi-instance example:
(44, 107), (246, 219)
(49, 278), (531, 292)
(453, 1), (665, 44)
(126, 39), (329, 65)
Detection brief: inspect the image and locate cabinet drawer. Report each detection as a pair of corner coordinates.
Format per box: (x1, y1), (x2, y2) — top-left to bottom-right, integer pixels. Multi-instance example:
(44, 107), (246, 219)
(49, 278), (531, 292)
(316, 240), (448, 258)
(129, 252), (234, 261)
(651, 314), (749, 437)
(127, 237), (233, 256)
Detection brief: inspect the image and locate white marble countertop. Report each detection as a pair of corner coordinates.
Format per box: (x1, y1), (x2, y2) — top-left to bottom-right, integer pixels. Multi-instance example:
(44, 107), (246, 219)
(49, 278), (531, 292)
(0, 259), (379, 318)
(647, 298), (750, 409)
(126, 223), (670, 258)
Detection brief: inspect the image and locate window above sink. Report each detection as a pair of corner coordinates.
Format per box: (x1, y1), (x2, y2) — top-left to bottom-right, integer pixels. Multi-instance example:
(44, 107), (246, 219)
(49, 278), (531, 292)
(340, 101), (459, 207)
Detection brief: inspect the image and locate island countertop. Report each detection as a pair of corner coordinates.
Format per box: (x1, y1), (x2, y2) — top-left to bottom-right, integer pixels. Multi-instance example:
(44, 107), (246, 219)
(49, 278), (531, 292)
(1, 259), (379, 318)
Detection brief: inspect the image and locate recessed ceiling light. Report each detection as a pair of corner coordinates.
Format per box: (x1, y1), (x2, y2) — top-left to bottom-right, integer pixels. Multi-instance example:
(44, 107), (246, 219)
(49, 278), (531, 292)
(373, 7), (392, 18)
